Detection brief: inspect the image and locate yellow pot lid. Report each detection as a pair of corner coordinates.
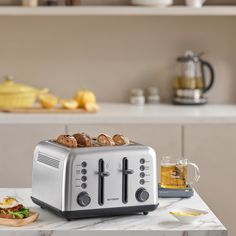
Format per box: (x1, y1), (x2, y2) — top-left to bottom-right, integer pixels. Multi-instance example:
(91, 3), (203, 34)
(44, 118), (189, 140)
(0, 76), (37, 94)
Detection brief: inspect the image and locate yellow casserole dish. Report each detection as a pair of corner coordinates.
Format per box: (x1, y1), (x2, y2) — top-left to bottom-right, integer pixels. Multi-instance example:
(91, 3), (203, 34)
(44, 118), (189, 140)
(0, 76), (48, 108)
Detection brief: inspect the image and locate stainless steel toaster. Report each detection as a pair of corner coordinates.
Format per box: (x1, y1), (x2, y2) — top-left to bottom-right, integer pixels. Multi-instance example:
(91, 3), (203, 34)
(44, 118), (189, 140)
(31, 140), (158, 220)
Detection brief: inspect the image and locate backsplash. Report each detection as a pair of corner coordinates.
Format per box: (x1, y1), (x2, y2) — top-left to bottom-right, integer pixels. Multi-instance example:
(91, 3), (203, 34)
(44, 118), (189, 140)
(0, 15), (235, 104)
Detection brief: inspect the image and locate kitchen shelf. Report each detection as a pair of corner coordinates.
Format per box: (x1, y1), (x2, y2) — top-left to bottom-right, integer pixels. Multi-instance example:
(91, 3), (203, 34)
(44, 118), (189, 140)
(1, 103), (236, 125)
(0, 6), (236, 16)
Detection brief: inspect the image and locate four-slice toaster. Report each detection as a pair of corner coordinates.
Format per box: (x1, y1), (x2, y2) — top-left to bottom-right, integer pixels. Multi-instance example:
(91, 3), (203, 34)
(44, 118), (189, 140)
(31, 140), (158, 220)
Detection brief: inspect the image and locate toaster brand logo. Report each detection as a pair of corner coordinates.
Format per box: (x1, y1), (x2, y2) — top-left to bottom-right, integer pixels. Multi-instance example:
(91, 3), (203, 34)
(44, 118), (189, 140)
(107, 198), (119, 201)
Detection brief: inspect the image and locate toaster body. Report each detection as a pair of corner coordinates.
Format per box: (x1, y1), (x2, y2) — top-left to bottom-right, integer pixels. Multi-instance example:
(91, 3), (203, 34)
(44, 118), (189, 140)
(32, 140), (158, 219)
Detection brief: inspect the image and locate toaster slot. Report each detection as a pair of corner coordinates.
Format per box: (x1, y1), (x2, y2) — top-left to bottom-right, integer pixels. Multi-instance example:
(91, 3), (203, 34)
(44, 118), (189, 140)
(122, 158), (128, 203)
(97, 159), (110, 206)
(98, 159), (104, 205)
(122, 157), (134, 204)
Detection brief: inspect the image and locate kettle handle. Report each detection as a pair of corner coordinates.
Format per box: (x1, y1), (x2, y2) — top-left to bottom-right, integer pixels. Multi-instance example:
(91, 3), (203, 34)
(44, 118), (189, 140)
(200, 60), (215, 93)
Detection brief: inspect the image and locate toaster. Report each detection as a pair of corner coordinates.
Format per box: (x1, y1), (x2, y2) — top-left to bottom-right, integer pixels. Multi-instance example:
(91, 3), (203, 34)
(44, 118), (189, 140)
(31, 140), (158, 220)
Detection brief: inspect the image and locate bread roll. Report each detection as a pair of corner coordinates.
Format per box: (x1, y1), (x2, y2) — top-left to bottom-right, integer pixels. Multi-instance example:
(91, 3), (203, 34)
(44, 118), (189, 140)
(97, 134), (115, 146)
(73, 132), (93, 147)
(56, 135), (78, 148)
(112, 134), (130, 145)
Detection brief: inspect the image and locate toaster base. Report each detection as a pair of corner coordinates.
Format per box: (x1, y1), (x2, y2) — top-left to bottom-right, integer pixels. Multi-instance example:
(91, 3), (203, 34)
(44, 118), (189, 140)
(31, 197), (158, 220)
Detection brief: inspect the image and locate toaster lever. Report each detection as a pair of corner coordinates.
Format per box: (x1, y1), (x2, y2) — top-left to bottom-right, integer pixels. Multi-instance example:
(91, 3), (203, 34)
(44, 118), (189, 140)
(123, 169), (134, 175)
(97, 171), (110, 177)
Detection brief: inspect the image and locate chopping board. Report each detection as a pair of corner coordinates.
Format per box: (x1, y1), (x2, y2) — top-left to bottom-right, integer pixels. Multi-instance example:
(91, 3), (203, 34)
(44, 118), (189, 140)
(0, 211), (39, 227)
(0, 108), (96, 114)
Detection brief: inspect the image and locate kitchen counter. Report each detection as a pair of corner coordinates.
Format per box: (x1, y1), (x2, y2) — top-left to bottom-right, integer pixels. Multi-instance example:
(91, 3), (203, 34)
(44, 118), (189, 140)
(0, 188), (227, 236)
(1, 103), (236, 125)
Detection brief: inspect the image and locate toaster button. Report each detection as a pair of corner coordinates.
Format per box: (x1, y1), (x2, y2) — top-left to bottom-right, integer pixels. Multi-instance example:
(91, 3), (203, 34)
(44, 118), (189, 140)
(81, 176), (87, 182)
(81, 162), (87, 168)
(81, 169), (87, 175)
(140, 172), (145, 178)
(81, 183), (87, 189)
(140, 165), (145, 171)
(140, 159), (145, 164)
(136, 188), (149, 202)
(77, 192), (91, 207)
(139, 179), (145, 185)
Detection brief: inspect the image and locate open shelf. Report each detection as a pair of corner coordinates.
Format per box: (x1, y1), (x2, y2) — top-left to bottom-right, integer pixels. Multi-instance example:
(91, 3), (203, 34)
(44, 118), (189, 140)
(1, 103), (236, 125)
(0, 6), (235, 16)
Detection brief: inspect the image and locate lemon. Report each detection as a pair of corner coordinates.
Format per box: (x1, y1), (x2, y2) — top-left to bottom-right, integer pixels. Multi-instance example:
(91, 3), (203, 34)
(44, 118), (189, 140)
(85, 102), (100, 112)
(60, 99), (78, 110)
(39, 93), (58, 109)
(170, 211), (202, 217)
(74, 89), (96, 108)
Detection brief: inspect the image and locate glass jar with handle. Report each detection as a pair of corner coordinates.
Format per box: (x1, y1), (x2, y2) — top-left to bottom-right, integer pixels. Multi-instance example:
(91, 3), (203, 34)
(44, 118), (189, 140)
(160, 156), (200, 189)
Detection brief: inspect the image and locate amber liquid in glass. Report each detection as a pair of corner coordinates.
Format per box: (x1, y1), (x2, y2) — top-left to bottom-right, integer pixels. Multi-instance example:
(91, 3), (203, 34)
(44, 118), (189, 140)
(173, 76), (204, 90)
(160, 164), (187, 189)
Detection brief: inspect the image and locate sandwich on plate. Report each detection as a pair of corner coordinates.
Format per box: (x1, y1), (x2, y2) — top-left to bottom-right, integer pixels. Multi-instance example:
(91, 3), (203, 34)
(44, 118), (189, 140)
(0, 197), (39, 226)
(0, 197), (30, 219)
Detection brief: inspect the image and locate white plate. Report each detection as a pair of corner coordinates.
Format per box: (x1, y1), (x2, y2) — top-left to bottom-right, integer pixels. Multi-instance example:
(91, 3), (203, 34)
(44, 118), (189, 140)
(131, 0), (173, 7)
(169, 207), (208, 224)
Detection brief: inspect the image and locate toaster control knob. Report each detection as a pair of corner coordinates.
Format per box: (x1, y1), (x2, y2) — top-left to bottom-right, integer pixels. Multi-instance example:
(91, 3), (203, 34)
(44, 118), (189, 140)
(136, 188), (149, 202)
(77, 192), (91, 207)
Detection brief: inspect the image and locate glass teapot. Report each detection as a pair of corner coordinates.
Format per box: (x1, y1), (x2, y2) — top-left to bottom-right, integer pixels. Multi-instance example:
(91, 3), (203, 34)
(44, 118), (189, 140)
(173, 51), (215, 92)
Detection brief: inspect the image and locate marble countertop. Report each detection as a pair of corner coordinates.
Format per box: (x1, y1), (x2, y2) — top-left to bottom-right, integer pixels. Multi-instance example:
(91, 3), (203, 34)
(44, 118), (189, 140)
(0, 188), (227, 236)
(1, 103), (236, 125)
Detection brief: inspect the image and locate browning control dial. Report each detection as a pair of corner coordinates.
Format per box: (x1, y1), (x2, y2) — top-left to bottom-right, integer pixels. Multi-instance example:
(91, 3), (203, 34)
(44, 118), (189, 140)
(135, 188), (149, 202)
(77, 192), (91, 207)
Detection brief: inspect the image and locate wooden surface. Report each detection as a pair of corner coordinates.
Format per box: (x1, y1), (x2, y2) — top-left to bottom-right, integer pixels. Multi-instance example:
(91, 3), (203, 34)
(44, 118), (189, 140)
(0, 212), (39, 227)
(0, 107), (95, 113)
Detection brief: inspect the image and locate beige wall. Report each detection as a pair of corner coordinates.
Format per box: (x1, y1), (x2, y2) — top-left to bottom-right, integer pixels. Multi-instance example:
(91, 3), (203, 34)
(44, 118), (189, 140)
(0, 16), (235, 104)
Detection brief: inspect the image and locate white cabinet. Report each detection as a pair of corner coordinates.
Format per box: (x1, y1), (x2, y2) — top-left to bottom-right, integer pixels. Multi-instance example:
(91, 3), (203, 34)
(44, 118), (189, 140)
(67, 124), (182, 160)
(0, 124), (65, 187)
(184, 125), (236, 235)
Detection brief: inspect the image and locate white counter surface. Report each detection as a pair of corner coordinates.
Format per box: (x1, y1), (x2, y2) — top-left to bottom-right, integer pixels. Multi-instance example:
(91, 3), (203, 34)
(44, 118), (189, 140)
(0, 188), (227, 236)
(1, 103), (236, 125)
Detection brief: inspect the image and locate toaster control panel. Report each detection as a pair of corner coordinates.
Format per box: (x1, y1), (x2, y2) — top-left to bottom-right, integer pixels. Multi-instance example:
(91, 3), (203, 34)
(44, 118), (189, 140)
(139, 158), (151, 186)
(75, 161), (91, 207)
(70, 145), (157, 211)
(76, 161), (88, 189)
